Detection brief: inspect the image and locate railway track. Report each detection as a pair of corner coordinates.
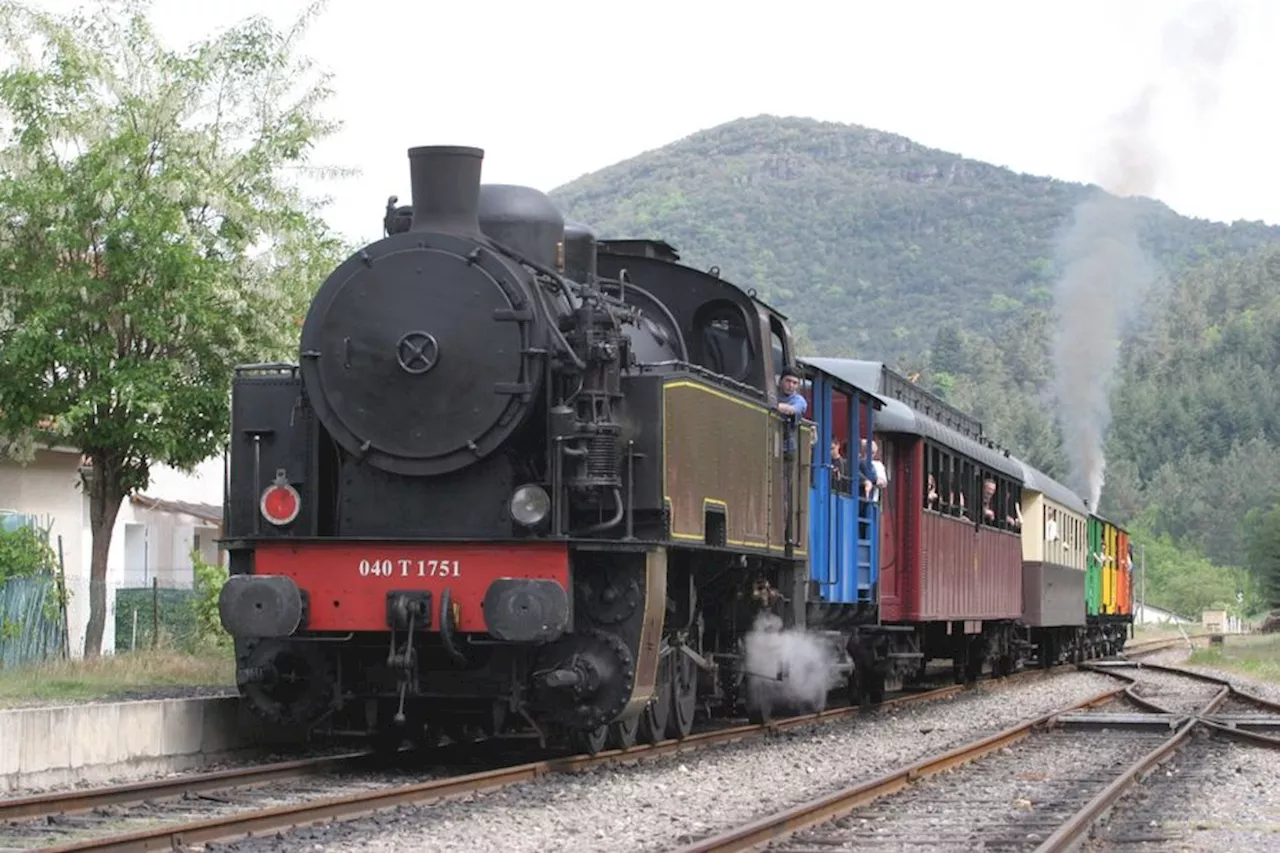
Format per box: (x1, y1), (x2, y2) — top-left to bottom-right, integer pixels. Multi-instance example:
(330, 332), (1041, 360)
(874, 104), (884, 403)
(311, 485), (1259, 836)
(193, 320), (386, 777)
(2, 664), (1069, 853)
(674, 659), (1280, 853)
(0, 752), (372, 824)
(0, 637), (1205, 853)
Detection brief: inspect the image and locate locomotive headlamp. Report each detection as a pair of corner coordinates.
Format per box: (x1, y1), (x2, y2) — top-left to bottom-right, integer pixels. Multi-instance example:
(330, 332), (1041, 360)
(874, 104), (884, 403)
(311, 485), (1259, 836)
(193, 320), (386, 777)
(510, 484), (551, 527)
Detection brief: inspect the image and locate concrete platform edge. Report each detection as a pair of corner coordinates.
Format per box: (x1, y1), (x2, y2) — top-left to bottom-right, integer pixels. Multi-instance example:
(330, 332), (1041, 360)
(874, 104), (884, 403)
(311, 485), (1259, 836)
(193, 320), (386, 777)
(0, 695), (296, 794)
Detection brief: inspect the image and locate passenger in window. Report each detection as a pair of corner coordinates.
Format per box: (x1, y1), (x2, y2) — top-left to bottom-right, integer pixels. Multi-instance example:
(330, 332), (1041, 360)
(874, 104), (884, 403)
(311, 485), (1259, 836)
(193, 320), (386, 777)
(926, 473), (939, 510)
(950, 461), (967, 518)
(1007, 501), (1022, 530)
(830, 438), (850, 493)
(871, 441), (888, 503)
(981, 478), (997, 522)
(857, 439), (877, 501)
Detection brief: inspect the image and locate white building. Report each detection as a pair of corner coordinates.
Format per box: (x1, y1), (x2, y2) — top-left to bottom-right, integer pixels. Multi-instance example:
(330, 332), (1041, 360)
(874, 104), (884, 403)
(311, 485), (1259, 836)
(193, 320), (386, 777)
(1133, 602), (1193, 626)
(113, 494), (224, 588)
(0, 447), (224, 656)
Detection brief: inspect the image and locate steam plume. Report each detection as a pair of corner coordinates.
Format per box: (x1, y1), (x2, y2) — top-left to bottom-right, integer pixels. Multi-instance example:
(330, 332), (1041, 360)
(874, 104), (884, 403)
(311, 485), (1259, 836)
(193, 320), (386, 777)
(1051, 0), (1242, 509)
(743, 612), (835, 715)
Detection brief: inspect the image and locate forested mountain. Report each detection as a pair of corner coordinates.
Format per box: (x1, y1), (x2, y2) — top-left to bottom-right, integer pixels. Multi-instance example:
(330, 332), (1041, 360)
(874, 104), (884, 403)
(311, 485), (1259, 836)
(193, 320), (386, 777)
(552, 115), (1280, 621)
(929, 245), (1280, 619)
(551, 115), (1280, 360)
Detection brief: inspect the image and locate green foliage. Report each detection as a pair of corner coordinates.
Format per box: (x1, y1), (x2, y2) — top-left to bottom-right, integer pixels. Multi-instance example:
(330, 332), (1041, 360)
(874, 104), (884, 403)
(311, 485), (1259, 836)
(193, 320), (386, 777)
(1129, 521), (1263, 620)
(0, 0), (350, 655)
(112, 555), (230, 653)
(113, 585), (197, 651)
(551, 114), (1280, 619)
(551, 115), (1280, 361)
(0, 521), (55, 585)
(190, 552), (231, 651)
(941, 246), (1280, 618)
(1244, 504), (1280, 609)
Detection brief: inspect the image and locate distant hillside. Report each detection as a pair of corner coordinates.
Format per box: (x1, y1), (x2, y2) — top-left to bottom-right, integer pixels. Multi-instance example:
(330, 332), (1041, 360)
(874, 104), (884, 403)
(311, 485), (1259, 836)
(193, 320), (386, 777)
(550, 115), (1280, 360)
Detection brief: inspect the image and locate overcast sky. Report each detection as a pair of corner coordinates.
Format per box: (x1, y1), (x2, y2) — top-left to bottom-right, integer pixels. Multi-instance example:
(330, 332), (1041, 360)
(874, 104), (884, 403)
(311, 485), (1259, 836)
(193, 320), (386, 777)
(27, 0), (1280, 501)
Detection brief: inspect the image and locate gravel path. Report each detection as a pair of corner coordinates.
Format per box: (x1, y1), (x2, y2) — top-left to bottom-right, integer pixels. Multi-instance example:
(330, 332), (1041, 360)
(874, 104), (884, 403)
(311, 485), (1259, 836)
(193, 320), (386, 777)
(207, 670), (1122, 853)
(1083, 732), (1280, 852)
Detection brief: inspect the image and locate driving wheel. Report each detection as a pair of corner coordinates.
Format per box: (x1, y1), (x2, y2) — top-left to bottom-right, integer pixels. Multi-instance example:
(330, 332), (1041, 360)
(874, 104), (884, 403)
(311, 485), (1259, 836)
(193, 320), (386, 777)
(667, 646), (697, 739)
(637, 651), (672, 743)
(570, 724), (609, 755)
(608, 714), (639, 750)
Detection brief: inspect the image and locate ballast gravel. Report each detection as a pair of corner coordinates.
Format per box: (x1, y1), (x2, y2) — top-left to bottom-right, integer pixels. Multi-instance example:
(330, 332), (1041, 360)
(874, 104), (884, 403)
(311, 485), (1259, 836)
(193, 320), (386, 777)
(1143, 644), (1280, 705)
(777, 727), (1169, 852)
(1121, 666), (1225, 715)
(210, 670), (1121, 853)
(1085, 733), (1280, 851)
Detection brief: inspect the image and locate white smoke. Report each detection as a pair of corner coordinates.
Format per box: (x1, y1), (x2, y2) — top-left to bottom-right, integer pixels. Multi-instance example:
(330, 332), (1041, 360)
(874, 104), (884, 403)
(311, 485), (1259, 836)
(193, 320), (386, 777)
(1052, 0), (1244, 509)
(743, 612), (836, 715)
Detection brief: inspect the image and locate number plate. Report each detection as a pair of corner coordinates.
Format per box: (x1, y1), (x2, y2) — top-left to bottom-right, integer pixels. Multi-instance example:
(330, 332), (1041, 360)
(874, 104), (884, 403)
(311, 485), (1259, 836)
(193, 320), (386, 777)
(358, 558), (462, 579)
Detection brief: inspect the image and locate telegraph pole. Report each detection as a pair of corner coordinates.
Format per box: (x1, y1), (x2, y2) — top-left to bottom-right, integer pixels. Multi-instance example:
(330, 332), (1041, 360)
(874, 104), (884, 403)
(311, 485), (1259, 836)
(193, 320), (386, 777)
(1140, 544), (1146, 623)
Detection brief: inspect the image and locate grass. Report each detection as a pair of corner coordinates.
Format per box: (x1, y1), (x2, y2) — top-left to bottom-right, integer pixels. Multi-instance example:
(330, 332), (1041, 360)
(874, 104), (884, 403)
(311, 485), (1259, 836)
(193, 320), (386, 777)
(1132, 623), (1204, 642)
(0, 645), (235, 708)
(1187, 634), (1280, 685)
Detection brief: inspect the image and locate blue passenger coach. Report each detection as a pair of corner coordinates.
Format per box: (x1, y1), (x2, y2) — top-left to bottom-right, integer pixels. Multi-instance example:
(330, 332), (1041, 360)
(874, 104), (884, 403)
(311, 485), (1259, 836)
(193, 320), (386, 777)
(798, 358), (886, 630)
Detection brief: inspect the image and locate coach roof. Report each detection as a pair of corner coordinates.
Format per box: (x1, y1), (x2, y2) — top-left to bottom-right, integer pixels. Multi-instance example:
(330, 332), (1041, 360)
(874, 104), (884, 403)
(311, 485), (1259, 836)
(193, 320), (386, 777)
(803, 357), (1023, 480)
(1011, 458), (1088, 515)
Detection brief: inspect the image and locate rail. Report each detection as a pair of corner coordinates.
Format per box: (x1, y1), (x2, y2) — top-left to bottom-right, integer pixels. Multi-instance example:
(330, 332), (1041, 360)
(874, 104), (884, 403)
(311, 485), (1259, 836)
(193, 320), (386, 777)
(676, 655), (1280, 853)
(0, 751), (370, 823)
(2, 640), (1212, 851)
(11, 675), (1014, 853)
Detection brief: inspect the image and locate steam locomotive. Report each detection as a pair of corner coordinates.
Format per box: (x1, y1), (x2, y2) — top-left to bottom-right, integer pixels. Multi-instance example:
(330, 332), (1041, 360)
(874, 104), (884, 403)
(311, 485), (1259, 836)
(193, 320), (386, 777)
(217, 144), (1132, 753)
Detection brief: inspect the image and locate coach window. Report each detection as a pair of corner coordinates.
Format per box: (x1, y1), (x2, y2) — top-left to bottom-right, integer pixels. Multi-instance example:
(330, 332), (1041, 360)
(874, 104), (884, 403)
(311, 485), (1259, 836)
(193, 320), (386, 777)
(992, 474), (1003, 530)
(979, 470), (997, 528)
(1000, 480), (1019, 531)
(1052, 509), (1060, 559)
(937, 449), (950, 513)
(942, 454), (953, 516)
(942, 451), (953, 513)
(993, 477), (1005, 530)
(925, 445), (941, 511)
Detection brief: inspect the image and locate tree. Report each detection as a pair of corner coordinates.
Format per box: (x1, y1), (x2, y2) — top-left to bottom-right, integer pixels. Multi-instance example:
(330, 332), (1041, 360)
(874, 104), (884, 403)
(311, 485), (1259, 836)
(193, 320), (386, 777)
(0, 0), (351, 655)
(1244, 505), (1280, 611)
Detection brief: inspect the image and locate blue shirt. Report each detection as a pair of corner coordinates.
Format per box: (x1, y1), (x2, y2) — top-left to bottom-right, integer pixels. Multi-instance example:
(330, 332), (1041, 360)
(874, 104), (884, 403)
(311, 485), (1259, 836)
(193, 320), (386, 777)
(780, 392), (807, 452)
(780, 392), (807, 419)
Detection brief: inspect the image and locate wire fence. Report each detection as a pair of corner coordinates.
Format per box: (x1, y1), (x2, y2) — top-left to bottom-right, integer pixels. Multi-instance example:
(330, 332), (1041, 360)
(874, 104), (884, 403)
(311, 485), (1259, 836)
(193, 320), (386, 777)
(2, 500), (227, 665)
(113, 578), (205, 652)
(0, 510), (70, 669)
(0, 574), (68, 669)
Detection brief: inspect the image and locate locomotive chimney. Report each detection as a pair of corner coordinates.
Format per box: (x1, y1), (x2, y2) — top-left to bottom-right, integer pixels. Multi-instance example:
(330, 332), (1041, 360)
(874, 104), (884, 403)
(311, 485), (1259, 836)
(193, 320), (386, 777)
(407, 145), (483, 236)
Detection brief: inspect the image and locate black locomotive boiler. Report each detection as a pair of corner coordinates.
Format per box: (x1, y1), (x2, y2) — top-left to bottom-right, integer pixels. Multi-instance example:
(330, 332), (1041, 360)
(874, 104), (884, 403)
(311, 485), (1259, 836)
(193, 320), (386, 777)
(218, 145), (824, 752)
